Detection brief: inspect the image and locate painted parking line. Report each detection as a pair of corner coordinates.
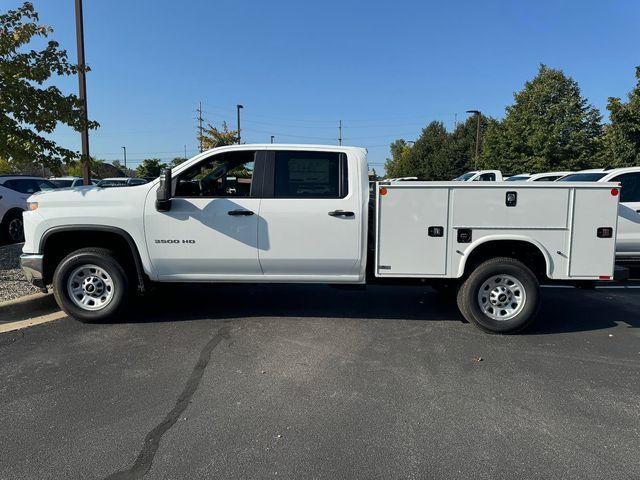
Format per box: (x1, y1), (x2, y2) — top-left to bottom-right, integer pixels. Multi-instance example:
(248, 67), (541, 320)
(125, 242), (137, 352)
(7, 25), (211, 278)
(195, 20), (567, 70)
(0, 311), (66, 334)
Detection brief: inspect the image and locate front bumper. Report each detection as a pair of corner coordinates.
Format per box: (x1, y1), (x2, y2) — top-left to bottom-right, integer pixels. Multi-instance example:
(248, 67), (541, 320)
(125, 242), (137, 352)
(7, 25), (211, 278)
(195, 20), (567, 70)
(20, 254), (45, 289)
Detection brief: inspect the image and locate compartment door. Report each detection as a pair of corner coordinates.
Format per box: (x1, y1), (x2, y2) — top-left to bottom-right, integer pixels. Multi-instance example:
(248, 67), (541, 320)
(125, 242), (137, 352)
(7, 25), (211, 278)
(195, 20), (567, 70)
(377, 187), (449, 276)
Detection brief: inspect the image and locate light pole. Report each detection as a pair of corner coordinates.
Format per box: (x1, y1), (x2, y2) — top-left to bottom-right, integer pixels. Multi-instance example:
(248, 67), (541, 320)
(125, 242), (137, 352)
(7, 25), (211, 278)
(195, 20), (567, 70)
(270, 135), (275, 144)
(74, 0), (91, 185)
(236, 104), (244, 144)
(121, 146), (127, 176)
(466, 109), (482, 166)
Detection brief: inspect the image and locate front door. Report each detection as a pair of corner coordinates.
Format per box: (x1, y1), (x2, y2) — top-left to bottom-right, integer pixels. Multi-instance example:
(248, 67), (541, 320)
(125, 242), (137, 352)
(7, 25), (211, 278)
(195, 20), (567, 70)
(257, 149), (362, 280)
(144, 149), (262, 280)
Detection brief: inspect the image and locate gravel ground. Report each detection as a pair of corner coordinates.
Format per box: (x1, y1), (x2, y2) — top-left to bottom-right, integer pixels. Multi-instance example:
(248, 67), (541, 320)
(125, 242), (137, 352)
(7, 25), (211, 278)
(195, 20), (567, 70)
(0, 243), (38, 302)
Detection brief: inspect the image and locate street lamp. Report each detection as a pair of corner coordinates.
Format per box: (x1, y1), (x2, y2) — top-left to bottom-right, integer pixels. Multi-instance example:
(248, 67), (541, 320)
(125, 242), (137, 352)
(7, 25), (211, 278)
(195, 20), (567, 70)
(121, 146), (127, 176)
(466, 109), (482, 165)
(236, 104), (244, 144)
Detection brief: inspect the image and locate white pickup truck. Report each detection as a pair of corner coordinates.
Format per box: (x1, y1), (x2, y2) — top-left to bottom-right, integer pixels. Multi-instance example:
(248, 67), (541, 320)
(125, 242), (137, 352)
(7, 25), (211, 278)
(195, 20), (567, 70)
(20, 145), (621, 333)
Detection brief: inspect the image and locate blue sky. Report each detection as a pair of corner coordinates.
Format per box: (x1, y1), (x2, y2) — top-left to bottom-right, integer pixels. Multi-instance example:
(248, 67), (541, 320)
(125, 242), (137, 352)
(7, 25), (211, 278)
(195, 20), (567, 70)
(27, 0), (640, 172)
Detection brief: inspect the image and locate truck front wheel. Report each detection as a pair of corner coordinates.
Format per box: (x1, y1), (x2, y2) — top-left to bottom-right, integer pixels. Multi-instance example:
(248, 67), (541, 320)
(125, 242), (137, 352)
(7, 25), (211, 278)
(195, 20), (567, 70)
(53, 247), (130, 322)
(457, 257), (540, 334)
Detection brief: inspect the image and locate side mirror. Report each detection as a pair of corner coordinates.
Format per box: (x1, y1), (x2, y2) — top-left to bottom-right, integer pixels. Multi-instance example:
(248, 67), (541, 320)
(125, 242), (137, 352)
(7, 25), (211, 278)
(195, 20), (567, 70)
(156, 168), (172, 212)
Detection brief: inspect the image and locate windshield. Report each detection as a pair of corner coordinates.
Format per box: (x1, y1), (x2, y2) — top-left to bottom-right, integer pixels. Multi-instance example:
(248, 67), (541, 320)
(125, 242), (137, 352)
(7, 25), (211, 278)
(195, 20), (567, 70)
(557, 173), (607, 182)
(505, 176), (529, 182)
(453, 172), (476, 181)
(50, 179), (74, 188)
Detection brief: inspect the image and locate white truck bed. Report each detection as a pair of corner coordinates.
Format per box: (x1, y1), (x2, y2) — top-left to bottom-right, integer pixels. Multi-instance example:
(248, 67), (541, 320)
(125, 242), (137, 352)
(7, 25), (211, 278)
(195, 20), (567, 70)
(375, 182), (619, 281)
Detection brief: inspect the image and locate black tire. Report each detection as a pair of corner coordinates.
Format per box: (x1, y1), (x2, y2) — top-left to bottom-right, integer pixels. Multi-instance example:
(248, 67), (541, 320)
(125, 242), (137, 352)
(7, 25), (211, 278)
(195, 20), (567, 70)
(2, 210), (25, 244)
(457, 257), (540, 334)
(53, 247), (130, 322)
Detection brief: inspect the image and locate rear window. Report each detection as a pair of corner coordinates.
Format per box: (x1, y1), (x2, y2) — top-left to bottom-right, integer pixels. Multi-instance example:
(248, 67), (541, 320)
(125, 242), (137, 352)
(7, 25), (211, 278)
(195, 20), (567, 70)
(3, 178), (57, 193)
(51, 179), (74, 188)
(557, 173), (607, 182)
(506, 176), (529, 182)
(274, 151), (347, 198)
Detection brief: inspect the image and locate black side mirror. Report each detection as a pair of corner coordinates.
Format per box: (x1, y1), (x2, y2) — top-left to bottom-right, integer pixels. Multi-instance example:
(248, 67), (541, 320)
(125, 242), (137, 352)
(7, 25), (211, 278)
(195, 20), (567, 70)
(156, 168), (172, 212)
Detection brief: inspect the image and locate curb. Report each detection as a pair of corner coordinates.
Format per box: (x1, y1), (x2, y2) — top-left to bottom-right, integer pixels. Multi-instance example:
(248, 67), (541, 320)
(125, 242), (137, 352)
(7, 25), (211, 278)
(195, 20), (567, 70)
(0, 292), (61, 324)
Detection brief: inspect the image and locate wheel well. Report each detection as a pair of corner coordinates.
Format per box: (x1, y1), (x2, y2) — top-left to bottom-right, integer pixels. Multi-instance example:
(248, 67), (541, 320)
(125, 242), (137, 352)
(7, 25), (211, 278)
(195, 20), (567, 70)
(42, 228), (145, 290)
(463, 240), (548, 280)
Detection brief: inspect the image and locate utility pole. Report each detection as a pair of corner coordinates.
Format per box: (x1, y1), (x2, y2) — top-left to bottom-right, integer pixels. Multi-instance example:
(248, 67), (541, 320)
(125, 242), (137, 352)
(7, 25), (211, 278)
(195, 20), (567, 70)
(466, 110), (482, 166)
(338, 120), (342, 146)
(184, 144), (187, 160)
(270, 135), (275, 144)
(454, 113), (458, 129)
(197, 102), (203, 152)
(74, 0), (91, 185)
(236, 104), (244, 144)
(121, 146), (127, 176)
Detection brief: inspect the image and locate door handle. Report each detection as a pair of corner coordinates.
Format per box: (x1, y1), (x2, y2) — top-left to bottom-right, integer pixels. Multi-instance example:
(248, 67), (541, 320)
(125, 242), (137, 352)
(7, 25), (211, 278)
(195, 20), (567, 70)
(227, 209), (254, 216)
(328, 210), (355, 218)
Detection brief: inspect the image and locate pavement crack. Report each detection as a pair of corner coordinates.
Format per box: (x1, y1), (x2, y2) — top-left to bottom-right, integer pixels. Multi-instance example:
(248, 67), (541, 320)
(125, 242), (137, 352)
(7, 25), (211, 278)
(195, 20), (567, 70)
(104, 325), (231, 480)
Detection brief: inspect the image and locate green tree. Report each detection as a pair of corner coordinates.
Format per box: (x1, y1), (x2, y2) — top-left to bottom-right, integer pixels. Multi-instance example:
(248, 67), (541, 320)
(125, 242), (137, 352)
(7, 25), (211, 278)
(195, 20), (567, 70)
(136, 158), (166, 178)
(384, 139), (414, 178)
(601, 66), (640, 167)
(481, 65), (602, 174)
(200, 121), (238, 149)
(0, 2), (98, 173)
(168, 157), (186, 168)
(67, 157), (104, 177)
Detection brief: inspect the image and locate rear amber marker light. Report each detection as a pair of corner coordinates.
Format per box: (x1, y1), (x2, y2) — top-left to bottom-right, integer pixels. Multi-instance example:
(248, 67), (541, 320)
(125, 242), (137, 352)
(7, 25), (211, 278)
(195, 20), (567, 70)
(380, 187), (388, 196)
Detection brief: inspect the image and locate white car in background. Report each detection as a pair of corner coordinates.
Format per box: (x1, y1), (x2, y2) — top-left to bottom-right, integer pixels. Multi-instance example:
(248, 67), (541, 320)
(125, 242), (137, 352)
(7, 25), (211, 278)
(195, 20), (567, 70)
(49, 176), (98, 188)
(0, 175), (58, 243)
(558, 167), (640, 260)
(96, 177), (149, 188)
(453, 170), (503, 181)
(506, 172), (573, 182)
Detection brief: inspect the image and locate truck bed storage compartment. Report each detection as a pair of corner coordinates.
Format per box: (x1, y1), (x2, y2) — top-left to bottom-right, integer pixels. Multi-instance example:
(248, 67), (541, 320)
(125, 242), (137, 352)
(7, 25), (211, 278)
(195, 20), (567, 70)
(375, 186), (449, 276)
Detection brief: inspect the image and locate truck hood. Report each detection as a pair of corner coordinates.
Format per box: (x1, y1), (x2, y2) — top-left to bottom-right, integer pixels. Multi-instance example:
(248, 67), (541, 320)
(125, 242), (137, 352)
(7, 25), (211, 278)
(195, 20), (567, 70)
(29, 183), (153, 205)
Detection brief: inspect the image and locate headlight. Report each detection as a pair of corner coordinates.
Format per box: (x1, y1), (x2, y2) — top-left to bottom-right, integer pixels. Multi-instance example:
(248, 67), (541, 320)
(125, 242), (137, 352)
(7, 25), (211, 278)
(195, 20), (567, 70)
(27, 202), (39, 211)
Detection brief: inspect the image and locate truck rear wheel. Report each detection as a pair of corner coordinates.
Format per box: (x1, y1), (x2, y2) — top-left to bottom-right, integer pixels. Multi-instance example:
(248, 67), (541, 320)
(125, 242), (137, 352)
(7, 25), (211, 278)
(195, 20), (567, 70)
(53, 247), (130, 322)
(457, 257), (540, 334)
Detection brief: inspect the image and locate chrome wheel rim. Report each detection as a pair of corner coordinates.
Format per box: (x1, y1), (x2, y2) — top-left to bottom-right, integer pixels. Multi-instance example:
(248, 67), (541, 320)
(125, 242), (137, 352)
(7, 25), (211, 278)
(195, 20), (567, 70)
(477, 274), (526, 321)
(66, 264), (115, 311)
(8, 217), (23, 242)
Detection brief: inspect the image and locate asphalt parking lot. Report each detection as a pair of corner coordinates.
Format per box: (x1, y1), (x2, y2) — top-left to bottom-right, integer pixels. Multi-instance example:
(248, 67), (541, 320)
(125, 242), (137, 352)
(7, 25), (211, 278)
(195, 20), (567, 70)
(1, 284), (639, 480)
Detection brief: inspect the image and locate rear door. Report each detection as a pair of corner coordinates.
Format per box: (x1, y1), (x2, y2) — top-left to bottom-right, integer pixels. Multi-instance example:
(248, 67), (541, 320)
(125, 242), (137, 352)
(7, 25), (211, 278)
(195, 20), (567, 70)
(257, 149), (362, 279)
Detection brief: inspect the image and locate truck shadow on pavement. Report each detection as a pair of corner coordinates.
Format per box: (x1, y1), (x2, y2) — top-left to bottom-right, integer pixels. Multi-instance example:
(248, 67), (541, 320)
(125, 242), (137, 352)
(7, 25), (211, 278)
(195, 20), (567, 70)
(114, 283), (640, 335)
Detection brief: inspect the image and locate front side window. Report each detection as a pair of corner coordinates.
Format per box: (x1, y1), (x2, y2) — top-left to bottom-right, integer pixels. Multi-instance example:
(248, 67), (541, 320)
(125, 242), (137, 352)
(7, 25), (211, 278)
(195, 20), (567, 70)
(273, 151), (347, 198)
(611, 173), (640, 203)
(175, 150), (255, 198)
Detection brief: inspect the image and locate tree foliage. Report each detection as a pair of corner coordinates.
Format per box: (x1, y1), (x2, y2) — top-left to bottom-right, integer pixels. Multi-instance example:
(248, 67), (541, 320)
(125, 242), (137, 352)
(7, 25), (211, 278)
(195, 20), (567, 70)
(200, 121), (238, 150)
(601, 66), (640, 168)
(136, 158), (166, 178)
(384, 117), (489, 180)
(480, 65), (602, 174)
(0, 2), (98, 174)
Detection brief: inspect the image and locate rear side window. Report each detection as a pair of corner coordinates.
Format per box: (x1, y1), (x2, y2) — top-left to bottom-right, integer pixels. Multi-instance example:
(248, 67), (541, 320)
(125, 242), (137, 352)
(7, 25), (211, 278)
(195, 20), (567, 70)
(475, 172), (496, 181)
(611, 173), (640, 203)
(274, 151), (347, 198)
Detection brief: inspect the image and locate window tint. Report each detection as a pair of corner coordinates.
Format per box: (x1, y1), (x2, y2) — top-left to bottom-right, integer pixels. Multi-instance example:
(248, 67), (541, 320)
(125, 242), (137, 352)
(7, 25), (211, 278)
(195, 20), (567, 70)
(558, 173), (606, 182)
(273, 151), (347, 198)
(475, 172), (496, 181)
(51, 179), (74, 188)
(533, 176), (560, 182)
(3, 178), (57, 193)
(611, 173), (640, 203)
(175, 150), (255, 197)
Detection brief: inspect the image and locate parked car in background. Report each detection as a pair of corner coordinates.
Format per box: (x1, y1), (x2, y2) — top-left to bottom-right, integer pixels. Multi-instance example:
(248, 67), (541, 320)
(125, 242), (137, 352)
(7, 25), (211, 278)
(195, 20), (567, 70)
(96, 177), (149, 188)
(453, 170), (503, 181)
(506, 172), (573, 182)
(559, 167), (640, 260)
(49, 176), (97, 188)
(0, 175), (58, 243)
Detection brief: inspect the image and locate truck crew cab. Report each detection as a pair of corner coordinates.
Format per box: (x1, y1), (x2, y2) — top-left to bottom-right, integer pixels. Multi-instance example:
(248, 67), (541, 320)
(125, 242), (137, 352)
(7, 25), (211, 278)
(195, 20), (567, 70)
(20, 145), (620, 334)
